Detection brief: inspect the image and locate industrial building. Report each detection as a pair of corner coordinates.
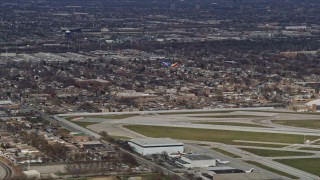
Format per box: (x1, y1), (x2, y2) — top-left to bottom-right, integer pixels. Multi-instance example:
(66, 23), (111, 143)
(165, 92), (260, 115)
(128, 138), (184, 155)
(200, 167), (271, 180)
(305, 99), (320, 112)
(202, 173), (271, 180)
(177, 154), (216, 168)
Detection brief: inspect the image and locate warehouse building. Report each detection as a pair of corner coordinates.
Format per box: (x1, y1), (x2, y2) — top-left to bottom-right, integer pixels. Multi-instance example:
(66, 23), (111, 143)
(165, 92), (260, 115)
(128, 138), (184, 155)
(305, 99), (320, 112)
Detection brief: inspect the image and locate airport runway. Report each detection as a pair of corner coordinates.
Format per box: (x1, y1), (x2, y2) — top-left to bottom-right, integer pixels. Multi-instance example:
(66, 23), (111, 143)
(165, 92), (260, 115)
(86, 112), (320, 137)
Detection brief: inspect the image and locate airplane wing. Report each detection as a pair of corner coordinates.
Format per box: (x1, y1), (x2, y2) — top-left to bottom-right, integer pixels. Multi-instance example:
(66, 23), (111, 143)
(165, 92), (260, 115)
(171, 63), (178, 67)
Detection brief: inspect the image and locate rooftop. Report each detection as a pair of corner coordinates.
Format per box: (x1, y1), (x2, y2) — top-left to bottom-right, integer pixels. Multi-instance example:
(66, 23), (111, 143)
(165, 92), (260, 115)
(130, 138), (183, 147)
(212, 173), (271, 180)
(306, 99), (320, 106)
(184, 154), (214, 161)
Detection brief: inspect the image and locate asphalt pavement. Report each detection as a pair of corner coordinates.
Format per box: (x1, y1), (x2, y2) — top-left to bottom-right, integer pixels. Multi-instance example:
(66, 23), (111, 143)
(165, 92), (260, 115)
(0, 159), (13, 180)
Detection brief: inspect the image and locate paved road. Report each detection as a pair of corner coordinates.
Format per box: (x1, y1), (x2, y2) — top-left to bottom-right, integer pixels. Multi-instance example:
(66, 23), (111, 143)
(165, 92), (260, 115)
(0, 160), (13, 180)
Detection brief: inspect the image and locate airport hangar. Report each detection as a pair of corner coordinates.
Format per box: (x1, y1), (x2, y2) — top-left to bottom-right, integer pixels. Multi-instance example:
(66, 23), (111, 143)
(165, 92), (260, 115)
(306, 99), (320, 112)
(128, 138), (184, 156)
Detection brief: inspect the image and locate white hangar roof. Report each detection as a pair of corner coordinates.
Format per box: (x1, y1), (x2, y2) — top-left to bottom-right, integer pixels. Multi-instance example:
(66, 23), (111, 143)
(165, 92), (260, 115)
(305, 99), (320, 106)
(130, 138), (183, 147)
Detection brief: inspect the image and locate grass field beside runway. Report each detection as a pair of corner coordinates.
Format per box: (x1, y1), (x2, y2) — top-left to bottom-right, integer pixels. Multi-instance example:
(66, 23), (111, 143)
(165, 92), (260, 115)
(245, 161), (298, 179)
(239, 148), (314, 157)
(275, 158), (320, 176)
(190, 115), (267, 118)
(123, 125), (320, 144)
(194, 122), (270, 128)
(158, 110), (235, 115)
(230, 141), (287, 148)
(211, 148), (241, 158)
(73, 121), (99, 127)
(298, 147), (320, 151)
(244, 110), (320, 115)
(64, 114), (138, 121)
(111, 136), (131, 140)
(272, 120), (320, 129)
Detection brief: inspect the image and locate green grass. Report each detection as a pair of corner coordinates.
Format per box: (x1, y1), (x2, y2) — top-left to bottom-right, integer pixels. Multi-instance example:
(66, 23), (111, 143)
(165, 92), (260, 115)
(111, 135), (131, 140)
(66, 178), (87, 180)
(56, 128), (71, 136)
(231, 141), (287, 148)
(245, 161), (298, 179)
(191, 115), (267, 118)
(313, 141), (320, 145)
(118, 173), (170, 180)
(124, 125), (320, 144)
(244, 110), (320, 115)
(272, 120), (320, 129)
(85, 114), (138, 119)
(65, 114), (138, 121)
(194, 122), (270, 128)
(211, 148), (241, 158)
(275, 158), (320, 176)
(299, 147), (320, 151)
(158, 110), (234, 115)
(197, 143), (210, 146)
(240, 148), (314, 157)
(73, 121), (99, 128)
(57, 128), (71, 134)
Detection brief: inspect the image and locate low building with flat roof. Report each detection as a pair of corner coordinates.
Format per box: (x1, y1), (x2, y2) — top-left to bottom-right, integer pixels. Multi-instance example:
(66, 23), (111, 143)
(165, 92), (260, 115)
(211, 173), (271, 180)
(128, 138), (183, 155)
(179, 154), (216, 168)
(305, 99), (320, 112)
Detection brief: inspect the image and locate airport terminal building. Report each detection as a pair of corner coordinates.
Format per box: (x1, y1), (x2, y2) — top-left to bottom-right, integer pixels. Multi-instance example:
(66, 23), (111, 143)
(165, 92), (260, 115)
(129, 138), (184, 155)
